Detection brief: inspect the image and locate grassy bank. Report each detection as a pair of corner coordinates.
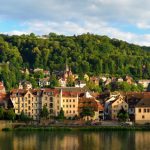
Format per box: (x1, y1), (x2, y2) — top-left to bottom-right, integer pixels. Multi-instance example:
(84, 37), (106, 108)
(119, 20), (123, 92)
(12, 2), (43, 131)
(2, 126), (150, 132)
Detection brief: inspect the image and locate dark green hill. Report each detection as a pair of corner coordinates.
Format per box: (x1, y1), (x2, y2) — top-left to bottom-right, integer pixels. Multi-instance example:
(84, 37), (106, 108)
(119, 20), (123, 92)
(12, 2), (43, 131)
(0, 33), (150, 89)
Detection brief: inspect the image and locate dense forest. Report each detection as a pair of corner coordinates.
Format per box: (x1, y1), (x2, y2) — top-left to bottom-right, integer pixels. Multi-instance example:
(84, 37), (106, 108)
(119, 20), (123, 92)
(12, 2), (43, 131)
(0, 33), (150, 90)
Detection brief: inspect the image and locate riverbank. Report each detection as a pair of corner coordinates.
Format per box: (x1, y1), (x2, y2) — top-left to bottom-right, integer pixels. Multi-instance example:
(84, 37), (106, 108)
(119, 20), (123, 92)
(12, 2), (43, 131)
(2, 125), (150, 132)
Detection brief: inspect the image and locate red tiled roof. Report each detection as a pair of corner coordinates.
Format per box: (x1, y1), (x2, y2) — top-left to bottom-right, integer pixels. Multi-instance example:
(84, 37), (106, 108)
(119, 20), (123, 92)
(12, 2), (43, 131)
(62, 91), (78, 97)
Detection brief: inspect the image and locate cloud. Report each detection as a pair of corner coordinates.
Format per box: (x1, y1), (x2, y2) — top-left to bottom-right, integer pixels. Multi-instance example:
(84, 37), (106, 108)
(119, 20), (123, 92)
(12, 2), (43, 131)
(0, 0), (150, 45)
(16, 20), (150, 46)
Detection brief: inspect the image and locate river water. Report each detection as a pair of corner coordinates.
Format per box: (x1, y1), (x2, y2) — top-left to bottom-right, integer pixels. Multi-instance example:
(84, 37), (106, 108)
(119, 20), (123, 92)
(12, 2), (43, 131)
(0, 131), (150, 150)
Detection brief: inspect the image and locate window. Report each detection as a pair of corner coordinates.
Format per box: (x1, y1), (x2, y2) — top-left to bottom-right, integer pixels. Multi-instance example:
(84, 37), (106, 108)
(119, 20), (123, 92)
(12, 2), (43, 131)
(28, 94), (30, 98)
(139, 109), (141, 113)
(144, 109), (146, 113)
(28, 100), (30, 104)
(66, 105), (68, 108)
(147, 109), (149, 113)
(73, 99), (75, 102)
(70, 99), (71, 102)
(142, 115), (145, 119)
(70, 110), (71, 113)
(22, 104), (24, 107)
(50, 97), (53, 102)
(70, 105), (71, 108)
(73, 105), (75, 108)
(50, 103), (53, 108)
(66, 99), (68, 102)
(66, 110), (68, 114)
(73, 111), (75, 113)
(28, 106), (30, 110)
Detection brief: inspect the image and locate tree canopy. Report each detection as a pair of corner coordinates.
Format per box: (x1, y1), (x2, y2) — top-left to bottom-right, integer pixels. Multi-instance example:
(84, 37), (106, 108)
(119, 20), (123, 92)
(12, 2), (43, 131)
(0, 33), (150, 90)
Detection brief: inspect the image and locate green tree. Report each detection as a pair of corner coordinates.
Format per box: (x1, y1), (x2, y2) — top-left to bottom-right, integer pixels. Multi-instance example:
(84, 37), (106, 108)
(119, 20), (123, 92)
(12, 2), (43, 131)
(66, 76), (75, 87)
(19, 111), (32, 122)
(117, 107), (128, 122)
(80, 107), (94, 118)
(49, 74), (59, 88)
(5, 109), (16, 121)
(57, 108), (65, 120)
(40, 105), (49, 119)
(0, 107), (4, 119)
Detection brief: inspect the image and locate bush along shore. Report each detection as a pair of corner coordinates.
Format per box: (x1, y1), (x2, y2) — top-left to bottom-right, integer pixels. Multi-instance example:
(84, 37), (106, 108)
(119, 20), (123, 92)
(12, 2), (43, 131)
(2, 125), (150, 132)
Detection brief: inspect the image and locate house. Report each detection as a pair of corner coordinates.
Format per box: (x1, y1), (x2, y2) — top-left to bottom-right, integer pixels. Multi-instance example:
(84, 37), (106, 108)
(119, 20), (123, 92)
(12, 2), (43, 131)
(78, 92), (104, 120)
(135, 98), (150, 124)
(125, 75), (133, 84)
(10, 89), (42, 120)
(90, 76), (100, 86)
(58, 63), (76, 87)
(125, 92), (144, 121)
(0, 93), (8, 109)
(75, 80), (86, 88)
(100, 76), (107, 82)
(105, 94), (128, 120)
(58, 78), (67, 87)
(39, 77), (50, 87)
(0, 82), (6, 93)
(104, 78), (112, 85)
(41, 88), (60, 117)
(55, 87), (86, 118)
(117, 78), (124, 82)
(33, 68), (43, 73)
(19, 81), (32, 90)
(10, 88), (59, 120)
(43, 70), (50, 76)
(0, 82), (9, 109)
(138, 80), (150, 90)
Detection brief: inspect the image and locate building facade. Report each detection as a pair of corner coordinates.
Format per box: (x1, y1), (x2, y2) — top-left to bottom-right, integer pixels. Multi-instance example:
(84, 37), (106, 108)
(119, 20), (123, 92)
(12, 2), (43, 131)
(135, 98), (150, 124)
(10, 87), (85, 120)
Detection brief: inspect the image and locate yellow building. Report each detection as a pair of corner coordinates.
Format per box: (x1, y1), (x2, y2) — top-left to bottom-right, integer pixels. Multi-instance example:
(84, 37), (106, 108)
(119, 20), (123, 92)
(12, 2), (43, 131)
(10, 87), (85, 120)
(135, 98), (150, 124)
(10, 89), (41, 120)
(10, 89), (58, 120)
(60, 90), (79, 118)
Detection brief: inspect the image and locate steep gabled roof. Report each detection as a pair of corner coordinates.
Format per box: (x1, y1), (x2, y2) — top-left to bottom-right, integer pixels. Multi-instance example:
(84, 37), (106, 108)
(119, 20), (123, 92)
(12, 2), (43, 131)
(136, 98), (150, 107)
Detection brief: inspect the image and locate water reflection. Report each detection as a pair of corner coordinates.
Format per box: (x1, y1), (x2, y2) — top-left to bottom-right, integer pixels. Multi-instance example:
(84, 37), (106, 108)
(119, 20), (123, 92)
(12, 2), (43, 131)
(0, 131), (150, 150)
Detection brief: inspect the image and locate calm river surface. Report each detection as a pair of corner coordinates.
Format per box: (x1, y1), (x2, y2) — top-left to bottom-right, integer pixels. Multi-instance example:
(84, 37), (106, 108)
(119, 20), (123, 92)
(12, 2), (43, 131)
(0, 131), (150, 150)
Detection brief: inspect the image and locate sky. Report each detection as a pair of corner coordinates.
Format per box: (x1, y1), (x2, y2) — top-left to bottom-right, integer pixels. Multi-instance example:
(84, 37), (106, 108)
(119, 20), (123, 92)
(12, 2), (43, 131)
(0, 0), (150, 46)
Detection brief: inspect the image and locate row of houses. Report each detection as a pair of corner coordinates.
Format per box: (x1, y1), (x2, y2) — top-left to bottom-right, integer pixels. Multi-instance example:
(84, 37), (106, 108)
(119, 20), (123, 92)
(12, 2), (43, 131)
(10, 87), (104, 120)
(104, 92), (150, 124)
(1, 80), (150, 124)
